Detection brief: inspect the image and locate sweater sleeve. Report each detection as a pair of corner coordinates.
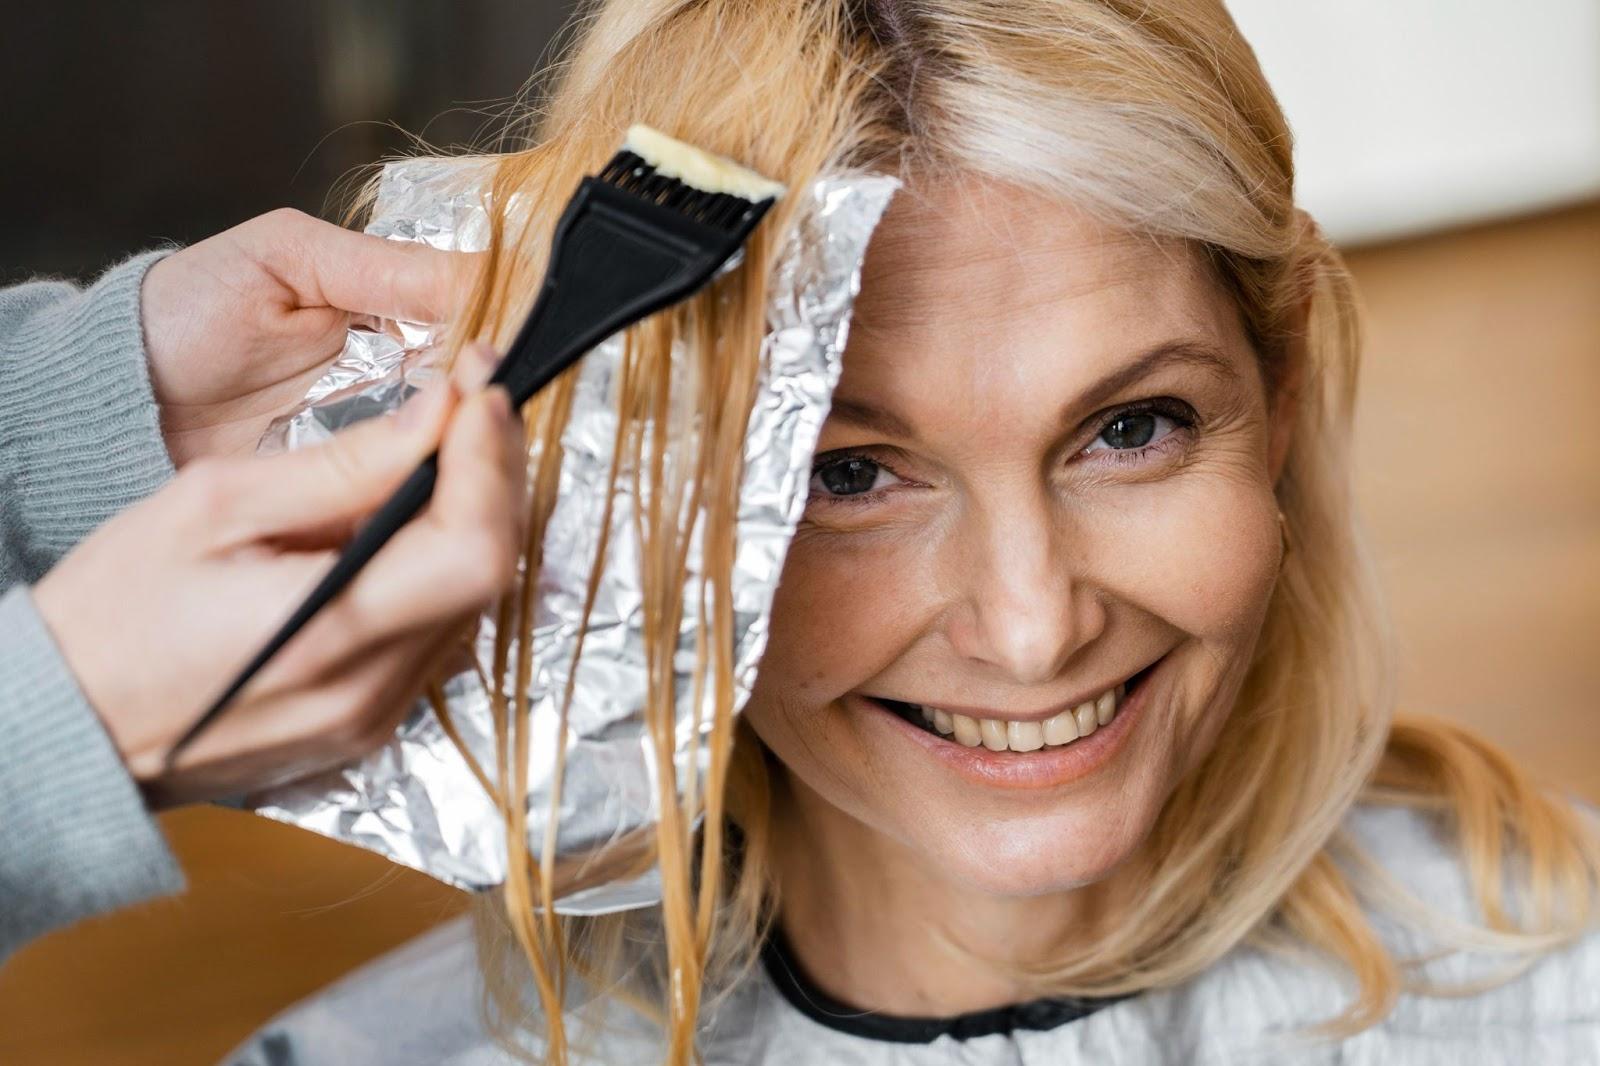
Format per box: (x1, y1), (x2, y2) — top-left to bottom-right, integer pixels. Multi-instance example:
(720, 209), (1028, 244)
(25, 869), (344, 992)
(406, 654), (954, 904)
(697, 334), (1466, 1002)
(0, 585), (184, 963)
(0, 251), (176, 588)
(0, 254), (185, 964)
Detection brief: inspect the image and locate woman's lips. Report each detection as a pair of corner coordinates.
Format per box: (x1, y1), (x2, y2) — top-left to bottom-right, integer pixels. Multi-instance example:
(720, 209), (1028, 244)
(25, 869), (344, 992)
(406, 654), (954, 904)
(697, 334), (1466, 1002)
(851, 657), (1163, 791)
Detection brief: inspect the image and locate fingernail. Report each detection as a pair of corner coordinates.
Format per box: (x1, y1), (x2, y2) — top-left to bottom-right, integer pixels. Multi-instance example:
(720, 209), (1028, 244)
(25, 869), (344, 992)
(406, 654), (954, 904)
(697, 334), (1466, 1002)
(397, 380), (448, 430)
(464, 340), (501, 389)
(485, 385), (513, 424)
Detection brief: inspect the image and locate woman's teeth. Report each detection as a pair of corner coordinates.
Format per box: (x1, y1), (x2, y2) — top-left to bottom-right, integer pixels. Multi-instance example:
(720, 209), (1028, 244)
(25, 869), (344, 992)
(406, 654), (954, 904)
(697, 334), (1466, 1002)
(911, 684), (1124, 753)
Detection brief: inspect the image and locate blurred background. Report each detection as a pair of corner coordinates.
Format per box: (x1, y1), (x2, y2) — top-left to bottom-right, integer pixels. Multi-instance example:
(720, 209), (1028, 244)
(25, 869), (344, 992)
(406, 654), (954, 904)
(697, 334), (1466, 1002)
(1, 2), (1596, 1062)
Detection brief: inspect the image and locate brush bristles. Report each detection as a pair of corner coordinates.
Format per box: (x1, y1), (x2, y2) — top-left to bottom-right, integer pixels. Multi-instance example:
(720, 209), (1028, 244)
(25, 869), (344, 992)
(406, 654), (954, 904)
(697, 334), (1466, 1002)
(622, 124), (785, 202)
(599, 150), (770, 230)
(599, 125), (784, 231)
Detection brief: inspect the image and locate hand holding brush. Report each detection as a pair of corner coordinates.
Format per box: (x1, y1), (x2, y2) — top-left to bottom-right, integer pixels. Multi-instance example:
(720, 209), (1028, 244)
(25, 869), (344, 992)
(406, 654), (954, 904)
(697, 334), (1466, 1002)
(32, 341), (524, 805)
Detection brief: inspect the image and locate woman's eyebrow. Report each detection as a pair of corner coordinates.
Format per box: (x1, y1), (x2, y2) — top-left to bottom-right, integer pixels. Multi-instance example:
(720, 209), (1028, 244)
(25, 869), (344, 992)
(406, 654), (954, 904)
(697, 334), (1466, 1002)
(825, 396), (917, 438)
(1067, 339), (1241, 417)
(827, 340), (1239, 441)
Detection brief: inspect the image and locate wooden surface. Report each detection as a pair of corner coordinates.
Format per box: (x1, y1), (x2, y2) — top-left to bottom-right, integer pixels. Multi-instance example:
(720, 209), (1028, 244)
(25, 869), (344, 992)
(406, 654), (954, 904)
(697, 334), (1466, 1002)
(1, 201), (1597, 1064)
(0, 813), (467, 1065)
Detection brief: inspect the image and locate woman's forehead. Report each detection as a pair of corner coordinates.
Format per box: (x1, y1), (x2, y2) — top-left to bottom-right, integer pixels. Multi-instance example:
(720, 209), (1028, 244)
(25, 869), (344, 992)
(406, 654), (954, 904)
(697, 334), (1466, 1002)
(846, 180), (1245, 388)
(852, 179), (1230, 340)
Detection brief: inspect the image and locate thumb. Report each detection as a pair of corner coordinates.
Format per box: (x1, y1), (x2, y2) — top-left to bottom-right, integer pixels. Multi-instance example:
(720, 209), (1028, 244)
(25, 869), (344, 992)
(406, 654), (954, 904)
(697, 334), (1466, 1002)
(249, 210), (482, 323)
(228, 378), (458, 538)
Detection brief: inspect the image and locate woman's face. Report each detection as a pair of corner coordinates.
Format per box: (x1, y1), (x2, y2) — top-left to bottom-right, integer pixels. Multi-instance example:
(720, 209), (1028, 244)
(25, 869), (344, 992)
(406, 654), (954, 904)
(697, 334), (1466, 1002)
(745, 179), (1290, 899)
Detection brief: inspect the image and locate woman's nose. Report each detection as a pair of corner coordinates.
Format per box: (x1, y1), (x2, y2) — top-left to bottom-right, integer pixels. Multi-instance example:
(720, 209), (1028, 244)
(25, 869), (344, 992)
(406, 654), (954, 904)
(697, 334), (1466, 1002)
(942, 505), (1105, 686)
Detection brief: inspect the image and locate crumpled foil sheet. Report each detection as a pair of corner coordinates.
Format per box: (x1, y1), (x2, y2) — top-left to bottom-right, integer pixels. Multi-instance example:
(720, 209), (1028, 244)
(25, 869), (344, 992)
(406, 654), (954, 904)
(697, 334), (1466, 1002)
(247, 157), (897, 913)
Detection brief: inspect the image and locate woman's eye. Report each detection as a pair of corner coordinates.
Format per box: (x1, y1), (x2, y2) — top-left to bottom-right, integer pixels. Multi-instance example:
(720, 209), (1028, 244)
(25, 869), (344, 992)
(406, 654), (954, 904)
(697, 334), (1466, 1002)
(809, 457), (902, 499)
(1083, 410), (1180, 454)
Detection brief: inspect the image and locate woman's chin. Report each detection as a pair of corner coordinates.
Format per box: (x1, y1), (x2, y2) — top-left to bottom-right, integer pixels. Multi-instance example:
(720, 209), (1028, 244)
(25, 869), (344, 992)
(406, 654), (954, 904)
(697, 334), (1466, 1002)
(891, 796), (1158, 899)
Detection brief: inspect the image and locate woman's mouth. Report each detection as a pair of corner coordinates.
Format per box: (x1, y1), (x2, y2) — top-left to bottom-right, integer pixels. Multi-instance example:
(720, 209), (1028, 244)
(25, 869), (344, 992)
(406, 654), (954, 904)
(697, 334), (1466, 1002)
(867, 660), (1158, 754)
(848, 657), (1164, 790)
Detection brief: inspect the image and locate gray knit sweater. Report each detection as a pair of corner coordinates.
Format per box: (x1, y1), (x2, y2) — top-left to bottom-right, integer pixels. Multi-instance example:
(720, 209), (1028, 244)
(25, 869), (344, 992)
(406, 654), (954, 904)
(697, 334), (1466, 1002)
(0, 252), (185, 963)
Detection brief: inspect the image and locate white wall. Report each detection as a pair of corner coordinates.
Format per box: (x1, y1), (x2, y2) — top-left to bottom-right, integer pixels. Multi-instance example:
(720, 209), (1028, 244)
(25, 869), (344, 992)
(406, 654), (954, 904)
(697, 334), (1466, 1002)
(1226, 0), (1600, 244)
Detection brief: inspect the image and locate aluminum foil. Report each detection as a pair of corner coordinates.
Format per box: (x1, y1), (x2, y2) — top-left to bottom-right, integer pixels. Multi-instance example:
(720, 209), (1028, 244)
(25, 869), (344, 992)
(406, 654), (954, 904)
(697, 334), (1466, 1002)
(248, 157), (897, 913)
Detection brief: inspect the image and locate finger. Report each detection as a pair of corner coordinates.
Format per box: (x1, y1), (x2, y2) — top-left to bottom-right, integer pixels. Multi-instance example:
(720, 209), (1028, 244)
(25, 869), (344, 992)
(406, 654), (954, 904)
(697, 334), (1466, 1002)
(294, 617), (480, 755)
(430, 385), (524, 558)
(329, 386), (525, 633)
(177, 614), (480, 784)
(248, 208), (483, 323)
(451, 340), (504, 395)
(216, 376), (458, 540)
(354, 615), (483, 746)
(205, 384), (517, 692)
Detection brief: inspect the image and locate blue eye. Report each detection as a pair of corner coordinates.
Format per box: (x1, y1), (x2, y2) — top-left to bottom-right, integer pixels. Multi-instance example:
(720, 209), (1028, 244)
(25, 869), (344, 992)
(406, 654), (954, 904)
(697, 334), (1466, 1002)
(809, 456), (902, 498)
(1084, 409), (1181, 454)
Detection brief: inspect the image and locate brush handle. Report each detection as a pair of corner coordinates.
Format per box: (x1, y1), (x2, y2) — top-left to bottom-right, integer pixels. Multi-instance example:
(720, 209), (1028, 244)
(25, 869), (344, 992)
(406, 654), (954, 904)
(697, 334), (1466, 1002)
(488, 177), (755, 411)
(165, 455), (439, 765)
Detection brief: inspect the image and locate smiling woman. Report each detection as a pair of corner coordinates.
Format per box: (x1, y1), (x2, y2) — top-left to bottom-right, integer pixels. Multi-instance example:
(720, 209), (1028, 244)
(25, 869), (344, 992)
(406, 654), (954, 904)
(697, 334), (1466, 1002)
(236, 1), (1600, 1063)
(755, 188), (1291, 921)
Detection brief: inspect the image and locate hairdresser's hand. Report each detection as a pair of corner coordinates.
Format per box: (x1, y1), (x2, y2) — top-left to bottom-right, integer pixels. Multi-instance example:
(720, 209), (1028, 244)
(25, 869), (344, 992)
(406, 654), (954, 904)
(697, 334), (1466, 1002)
(142, 208), (476, 468)
(33, 343), (523, 807)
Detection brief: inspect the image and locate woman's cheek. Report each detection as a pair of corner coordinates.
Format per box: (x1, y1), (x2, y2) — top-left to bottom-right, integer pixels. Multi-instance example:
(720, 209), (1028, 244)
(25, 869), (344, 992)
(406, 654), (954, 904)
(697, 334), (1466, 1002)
(1099, 474), (1281, 642)
(1098, 473), (1281, 783)
(750, 531), (925, 712)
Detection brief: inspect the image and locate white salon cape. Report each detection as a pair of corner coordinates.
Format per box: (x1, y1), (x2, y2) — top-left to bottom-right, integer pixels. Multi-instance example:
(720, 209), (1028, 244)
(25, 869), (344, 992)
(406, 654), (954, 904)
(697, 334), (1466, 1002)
(226, 805), (1600, 1065)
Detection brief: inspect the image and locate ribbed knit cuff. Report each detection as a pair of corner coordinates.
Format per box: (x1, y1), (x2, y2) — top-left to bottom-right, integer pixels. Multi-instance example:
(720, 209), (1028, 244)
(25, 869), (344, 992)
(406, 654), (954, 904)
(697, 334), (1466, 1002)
(0, 585), (183, 961)
(0, 251), (176, 582)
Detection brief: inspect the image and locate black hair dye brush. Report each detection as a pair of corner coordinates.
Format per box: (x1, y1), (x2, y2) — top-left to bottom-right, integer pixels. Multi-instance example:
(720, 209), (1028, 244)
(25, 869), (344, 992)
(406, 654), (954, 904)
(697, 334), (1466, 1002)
(166, 126), (785, 766)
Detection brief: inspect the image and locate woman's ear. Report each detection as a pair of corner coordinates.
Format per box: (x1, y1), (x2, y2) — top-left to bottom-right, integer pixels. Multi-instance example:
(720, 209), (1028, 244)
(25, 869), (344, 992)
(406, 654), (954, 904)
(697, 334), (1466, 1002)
(1267, 210), (1321, 485)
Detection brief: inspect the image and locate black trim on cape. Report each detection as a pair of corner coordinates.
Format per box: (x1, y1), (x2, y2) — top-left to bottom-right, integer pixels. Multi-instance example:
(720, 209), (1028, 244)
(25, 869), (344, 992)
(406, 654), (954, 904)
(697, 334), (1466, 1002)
(759, 925), (1133, 1045)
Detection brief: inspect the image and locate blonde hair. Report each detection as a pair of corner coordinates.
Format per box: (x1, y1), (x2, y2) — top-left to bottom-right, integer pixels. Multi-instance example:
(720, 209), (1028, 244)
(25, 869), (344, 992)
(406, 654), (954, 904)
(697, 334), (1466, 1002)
(399, 1), (1600, 1061)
